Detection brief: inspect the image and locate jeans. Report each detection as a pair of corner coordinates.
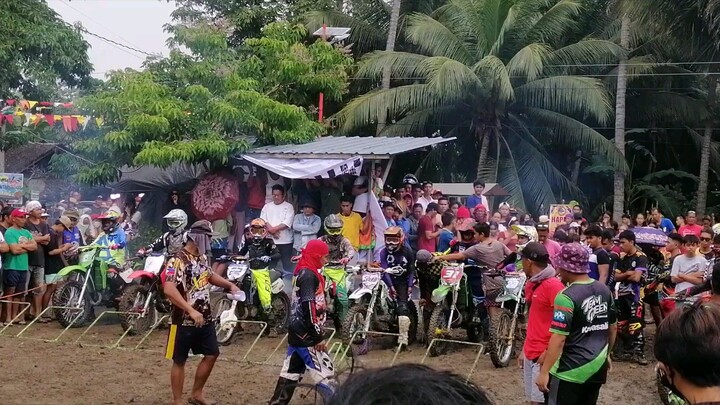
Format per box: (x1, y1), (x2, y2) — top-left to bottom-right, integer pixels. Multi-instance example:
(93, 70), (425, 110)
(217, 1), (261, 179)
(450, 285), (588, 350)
(276, 243), (294, 283)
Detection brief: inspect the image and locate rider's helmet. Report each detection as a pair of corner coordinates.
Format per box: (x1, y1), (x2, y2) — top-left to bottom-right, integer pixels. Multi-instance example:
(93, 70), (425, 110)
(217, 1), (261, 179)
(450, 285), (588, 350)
(99, 210), (121, 234)
(457, 219), (476, 243)
(384, 226), (405, 253)
(324, 214), (344, 237)
(249, 218), (267, 243)
(512, 224), (538, 254)
(402, 174), (418, 185)
(163, 209), (188, 234)
(713, 223), (720, 236)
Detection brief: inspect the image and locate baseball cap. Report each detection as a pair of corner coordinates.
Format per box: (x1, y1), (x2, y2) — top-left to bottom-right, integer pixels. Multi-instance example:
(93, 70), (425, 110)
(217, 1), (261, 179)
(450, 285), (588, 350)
(110, 193), (121, 200)
(58, 216), (72, 229)
(553, 243), (590, 274)
(41, 210), (49, 218)
(25, 200), (42, 212)
(521, 242), (549, 264)
(11, 208), (27, 218)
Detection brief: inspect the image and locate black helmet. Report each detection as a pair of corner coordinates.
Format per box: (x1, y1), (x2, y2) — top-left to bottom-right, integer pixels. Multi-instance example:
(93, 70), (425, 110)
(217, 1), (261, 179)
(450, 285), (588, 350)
(402, 174), (418, 185)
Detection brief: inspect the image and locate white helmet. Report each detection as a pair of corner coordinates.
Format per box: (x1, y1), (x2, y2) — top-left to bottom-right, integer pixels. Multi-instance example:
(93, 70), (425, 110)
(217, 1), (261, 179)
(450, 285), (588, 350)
(164, 209), (188, 233)
(511, 225), (538, 254)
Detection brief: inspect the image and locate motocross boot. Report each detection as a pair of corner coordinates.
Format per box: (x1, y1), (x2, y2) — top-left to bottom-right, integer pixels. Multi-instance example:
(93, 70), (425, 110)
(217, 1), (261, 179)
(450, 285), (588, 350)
(269, 377), (297, 405)
(398, 315), (410, 346)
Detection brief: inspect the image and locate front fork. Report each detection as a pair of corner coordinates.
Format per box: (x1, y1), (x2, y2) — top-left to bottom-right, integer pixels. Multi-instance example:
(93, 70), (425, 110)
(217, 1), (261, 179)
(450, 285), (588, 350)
(446, 287), (459, 330)
(361, 287), (379, 340)
(139, 290), (156, 318)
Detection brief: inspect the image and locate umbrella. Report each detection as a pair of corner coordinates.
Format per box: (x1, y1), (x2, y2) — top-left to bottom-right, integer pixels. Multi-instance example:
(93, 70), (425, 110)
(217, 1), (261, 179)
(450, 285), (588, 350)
(631, 226), (668, 247)
(191, 172), (239, 222)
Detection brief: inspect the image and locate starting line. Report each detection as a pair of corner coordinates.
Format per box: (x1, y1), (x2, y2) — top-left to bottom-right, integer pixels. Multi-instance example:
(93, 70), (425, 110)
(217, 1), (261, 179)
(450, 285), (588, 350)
(421, 338), (485, 383)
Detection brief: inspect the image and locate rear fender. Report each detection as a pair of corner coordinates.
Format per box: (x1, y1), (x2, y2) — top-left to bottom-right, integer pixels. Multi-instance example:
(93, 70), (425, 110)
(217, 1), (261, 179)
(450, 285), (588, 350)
(349, 288), (372, 301)
(129, 270), (158, 281)
(57, 265), (89, 277)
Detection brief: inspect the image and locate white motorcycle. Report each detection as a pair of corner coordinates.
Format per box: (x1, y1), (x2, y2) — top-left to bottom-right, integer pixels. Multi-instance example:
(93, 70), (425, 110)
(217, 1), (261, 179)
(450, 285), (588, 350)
(487, 269), (528, 368)
(341, 265), (418, 354)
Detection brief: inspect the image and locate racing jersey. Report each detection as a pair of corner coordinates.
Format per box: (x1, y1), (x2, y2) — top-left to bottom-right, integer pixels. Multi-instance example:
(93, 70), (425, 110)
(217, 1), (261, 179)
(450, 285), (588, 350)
(616, 250), (648, 302)
(94, 228), (127, 266)
(319, 235), (355, 266)
(379, 246), (416, 287)
(238, 238), (280, 270)
(550, 280), (616, 384)
(288, 268), (326, 347)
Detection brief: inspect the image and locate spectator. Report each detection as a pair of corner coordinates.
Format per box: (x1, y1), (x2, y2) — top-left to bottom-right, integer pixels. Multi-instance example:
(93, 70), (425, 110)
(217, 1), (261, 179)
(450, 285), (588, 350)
(351, 176), (370, 215)
(78, 214), (96, 245)
(3, 209), (37, 325)
(432, 189), (443, 201)
(246, 168), (266, 223)
(42, 217), (71, 320)
(265, 171), (285, 205)
(466, 180), (489, 210)
(655, 302), (720, 404)
(372, 165), (385, 198)
(699, 228), (715, 261)
(621, 214), (632, 228)
(62, 209), (83, 265)
(435, 196), (450, 227)
(536, 216), (561, 266)
(210, 213), (233, 276)
(382, 201), (397, 227)
(24, 201), (50, 319)
(614, 230), (648, 365)
(292, 202), (321, 254)
(450, 201), (460, 216)
(0, 206), (13, 234)
(319, 179), (342, 220)
(93, 194), (107, 215)
(338, 196), (362, 251)
(418, 203), (440, 252)
(163, 221), (240, 405)
(670, 234), (706, 296)
(519, 242), (564, 405)
(331, 364), (494, 405)
(108, 193), (122, 214)
(437, 212), (455, 253)
(417, 181), (436, 212)
(536, 243), (617, 404)
(407, 203), (423, 250)
(498, 202), (511, 226)
(652, 207), (675, 235)
(679, 211), (703, 238)
(411, 184), (423, 207)
(261, 184), (295, 282)
(584, 225), (611, 285)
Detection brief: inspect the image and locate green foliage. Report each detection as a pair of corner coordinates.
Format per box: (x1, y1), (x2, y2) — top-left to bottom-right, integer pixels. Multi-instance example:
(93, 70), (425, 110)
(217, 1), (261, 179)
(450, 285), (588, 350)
(57, 21), (350, 186)
(0, 1), (92, 99)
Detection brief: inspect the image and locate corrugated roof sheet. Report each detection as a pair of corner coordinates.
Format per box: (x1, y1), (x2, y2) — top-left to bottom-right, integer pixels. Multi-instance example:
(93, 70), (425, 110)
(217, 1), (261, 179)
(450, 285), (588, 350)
(244, 136), (455, 159)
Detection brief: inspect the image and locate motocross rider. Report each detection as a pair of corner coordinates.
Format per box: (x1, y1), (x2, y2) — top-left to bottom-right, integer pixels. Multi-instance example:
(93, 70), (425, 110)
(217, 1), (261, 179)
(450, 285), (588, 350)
(379, 226), (416, 346)
(238, 218), (281, 313)
(138, 209), (188, 257)
(94, 210), (127, 298)
(318, 214), (355, 321)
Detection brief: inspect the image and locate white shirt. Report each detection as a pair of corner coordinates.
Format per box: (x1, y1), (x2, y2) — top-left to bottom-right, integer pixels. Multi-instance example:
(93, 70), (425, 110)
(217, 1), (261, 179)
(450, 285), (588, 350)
(261, 201), (294, 245)
(671, 254), (708, 293)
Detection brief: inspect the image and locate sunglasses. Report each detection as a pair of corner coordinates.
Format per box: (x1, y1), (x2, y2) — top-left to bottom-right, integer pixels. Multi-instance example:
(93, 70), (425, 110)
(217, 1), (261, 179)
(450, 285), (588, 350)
(701, 237), (712, 242)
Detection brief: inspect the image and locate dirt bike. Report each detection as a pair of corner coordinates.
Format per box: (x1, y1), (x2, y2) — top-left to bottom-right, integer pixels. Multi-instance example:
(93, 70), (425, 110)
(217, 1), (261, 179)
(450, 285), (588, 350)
(52, 245), (136, 328)
(117, 253), (170, 335)
(342, 265), (418, 354)
(321, 264), (359, 332)
(426, 263), (487, 356)
(486, 268), (527, 368)
(214, 256), (291, 344)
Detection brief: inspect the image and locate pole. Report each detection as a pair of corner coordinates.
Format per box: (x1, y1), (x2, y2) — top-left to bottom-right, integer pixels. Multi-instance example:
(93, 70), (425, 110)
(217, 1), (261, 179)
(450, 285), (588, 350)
(319, 92), (324, 123)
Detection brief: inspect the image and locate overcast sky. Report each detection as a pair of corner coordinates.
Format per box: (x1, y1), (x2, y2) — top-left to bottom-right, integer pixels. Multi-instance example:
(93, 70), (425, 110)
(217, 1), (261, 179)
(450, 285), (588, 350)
(49, 0), (176, 79)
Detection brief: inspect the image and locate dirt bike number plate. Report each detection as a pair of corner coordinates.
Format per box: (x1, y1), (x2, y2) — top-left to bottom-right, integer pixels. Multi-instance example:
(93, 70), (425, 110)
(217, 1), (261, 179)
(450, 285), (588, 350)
(440, 266), (463, 285)
(362, 272), (381, 289)
(505, 276), (523, 294)
(227, 264), (248, 281)
(144, 256), (165, 275)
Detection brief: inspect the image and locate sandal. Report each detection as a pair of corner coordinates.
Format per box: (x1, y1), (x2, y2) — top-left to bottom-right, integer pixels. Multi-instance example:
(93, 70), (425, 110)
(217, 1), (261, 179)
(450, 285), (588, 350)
(38, 318), (52, 324)
(188, 398), (217, 405)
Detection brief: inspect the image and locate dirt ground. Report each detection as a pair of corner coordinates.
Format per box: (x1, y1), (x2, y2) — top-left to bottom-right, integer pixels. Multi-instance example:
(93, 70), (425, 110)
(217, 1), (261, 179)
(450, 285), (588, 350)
(0, 312), (659, 405)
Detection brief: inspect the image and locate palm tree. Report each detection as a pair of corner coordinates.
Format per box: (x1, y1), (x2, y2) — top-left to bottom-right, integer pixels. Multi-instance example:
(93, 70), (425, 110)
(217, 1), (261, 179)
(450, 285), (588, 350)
(334, 0), (626, 211)
(377, 0), (403, 134)
(612, 15), (630, 221)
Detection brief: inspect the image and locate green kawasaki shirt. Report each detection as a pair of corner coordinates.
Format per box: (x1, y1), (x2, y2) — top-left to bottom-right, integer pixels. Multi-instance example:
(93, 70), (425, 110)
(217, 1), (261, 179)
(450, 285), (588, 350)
(550, 279), (616, 384)
(3, 227), (33, 271)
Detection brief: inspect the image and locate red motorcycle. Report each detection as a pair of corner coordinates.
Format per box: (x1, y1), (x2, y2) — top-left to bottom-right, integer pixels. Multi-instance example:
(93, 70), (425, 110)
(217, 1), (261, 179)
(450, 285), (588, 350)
(118, 253), (170, 335)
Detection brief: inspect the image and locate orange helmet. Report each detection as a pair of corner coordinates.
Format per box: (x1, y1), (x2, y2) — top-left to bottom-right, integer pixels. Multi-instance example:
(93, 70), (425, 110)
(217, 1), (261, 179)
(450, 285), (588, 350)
(384, 226), (405, 252)
(249, 218), (267, 241)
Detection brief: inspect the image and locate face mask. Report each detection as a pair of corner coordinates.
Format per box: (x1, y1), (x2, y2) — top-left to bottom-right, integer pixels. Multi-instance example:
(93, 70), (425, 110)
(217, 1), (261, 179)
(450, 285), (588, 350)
(656, 364), (687, 404)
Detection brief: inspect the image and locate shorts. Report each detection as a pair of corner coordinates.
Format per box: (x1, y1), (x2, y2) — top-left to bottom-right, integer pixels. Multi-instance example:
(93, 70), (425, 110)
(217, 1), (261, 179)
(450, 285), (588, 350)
(165, 324), (219, 364)
(523, 357), (544, 403)
(45, 274), (62, 284)
(26, 266), (45, 296)
(642, 289), (659, 306)
(211, 248), (227, 262)
(3, 270), (28, 291)
(546, 375), (602, 405)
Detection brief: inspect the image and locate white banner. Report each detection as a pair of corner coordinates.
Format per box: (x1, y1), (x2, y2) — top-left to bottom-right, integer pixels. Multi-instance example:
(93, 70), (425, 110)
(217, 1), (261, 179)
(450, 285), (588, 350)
(239, 155), (363, 179)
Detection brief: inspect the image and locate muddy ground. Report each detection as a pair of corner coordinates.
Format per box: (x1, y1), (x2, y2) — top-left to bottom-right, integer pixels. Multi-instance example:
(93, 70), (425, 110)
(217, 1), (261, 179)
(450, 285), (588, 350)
(0, 312), (659, 405)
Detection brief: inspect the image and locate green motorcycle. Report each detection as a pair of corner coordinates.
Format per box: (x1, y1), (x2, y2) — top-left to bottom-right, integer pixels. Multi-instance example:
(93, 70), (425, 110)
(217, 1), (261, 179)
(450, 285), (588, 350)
(52, 245), (135, 328)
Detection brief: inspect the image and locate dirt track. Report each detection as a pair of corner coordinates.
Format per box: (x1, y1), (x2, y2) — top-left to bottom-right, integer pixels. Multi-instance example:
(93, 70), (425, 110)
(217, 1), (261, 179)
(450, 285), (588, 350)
(0, 313), (658, 405)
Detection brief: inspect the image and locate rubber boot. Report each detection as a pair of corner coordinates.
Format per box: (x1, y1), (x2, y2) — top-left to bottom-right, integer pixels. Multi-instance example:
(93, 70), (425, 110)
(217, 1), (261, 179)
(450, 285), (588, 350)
(269, 377), (297, 405)
(398, 315), (410, 346)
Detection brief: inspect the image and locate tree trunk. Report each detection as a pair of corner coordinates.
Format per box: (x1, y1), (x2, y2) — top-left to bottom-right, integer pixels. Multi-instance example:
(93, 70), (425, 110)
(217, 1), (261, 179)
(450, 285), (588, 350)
(571, 150), (582, 185)
(376, 0), (402, 135)
(697, 76), (717, 216)
(612, 15), (630, 222)
(476, 128), (490, 180)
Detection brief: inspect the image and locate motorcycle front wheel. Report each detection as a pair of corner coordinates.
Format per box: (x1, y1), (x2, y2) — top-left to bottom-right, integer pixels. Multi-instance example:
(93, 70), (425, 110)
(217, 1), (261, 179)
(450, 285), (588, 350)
(489, 308), (515, 368)
(52, 280), (93, 328)
(118, 284), (156, 336)
(426, 304), (450, 357)
(270, 292), (291, 335)
(213, 297), (236, 345)
(342, 303), (369, 348)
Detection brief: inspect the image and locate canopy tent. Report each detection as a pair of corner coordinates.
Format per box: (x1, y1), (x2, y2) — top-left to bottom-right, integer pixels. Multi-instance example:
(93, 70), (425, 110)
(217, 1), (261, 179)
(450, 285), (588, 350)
(241, 155), (363, 179)
(111, 163), (207, 193)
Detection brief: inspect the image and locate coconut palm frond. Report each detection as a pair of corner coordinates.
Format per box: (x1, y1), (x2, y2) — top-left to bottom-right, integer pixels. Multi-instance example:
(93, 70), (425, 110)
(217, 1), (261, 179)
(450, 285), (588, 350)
(506, 43), (550, 82)
(515, 76), (613, 124)
(404, 13), (474, 63)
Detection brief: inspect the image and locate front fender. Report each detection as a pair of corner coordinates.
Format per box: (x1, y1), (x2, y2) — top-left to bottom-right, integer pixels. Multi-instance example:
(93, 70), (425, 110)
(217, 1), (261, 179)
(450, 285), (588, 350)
(57, 265), (89, 277)
(431, 285), (452, 304)
(349, 288), (372, 301)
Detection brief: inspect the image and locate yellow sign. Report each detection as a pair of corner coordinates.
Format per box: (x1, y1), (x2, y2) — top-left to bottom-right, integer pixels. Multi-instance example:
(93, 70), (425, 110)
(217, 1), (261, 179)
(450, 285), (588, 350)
(549, 204), (572, 234)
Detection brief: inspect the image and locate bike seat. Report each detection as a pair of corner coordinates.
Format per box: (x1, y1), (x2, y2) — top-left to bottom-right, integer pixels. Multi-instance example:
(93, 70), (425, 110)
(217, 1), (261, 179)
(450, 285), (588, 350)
(270, 269), (282, 282)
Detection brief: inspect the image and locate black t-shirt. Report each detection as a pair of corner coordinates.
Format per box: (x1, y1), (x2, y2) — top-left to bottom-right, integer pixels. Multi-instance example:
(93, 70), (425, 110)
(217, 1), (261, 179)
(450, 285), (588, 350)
(617, 251), (648, 299)
(25, 220), (49, 267)
(589, 247), (611, 282)
(45, 231), (65, 275)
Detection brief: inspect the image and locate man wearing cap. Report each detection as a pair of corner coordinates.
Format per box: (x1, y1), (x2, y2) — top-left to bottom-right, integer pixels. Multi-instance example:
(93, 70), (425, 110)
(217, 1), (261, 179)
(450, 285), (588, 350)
(164, 220), (241, 405)
(62, 209), (83, 265)
(536, 216), (562, 267)
(519, 242), (564, 405)
(536, 243), (617, 405)
(42, 216), (73, 318)
(292, 201), (321, 254)
(3, 209), (37, 325)
(24, 201), (50, 319)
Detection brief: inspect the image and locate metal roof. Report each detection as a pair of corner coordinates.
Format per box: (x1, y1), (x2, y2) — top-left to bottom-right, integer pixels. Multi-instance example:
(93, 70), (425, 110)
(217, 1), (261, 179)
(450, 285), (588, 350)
(243, 136), (456, 160)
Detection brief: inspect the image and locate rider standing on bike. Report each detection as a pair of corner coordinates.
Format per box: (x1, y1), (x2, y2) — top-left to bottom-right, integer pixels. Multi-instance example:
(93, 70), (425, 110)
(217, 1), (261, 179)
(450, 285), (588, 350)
(139, 209), (188, 257)
(379, 226), (416, 347)
(614, 230), (648, 365)
(270, 239), (336, 405)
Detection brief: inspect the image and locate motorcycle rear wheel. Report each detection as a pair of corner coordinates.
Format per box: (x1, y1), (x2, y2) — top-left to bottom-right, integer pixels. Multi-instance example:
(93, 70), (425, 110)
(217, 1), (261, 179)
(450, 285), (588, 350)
(52, 280), (93, 328)
(427, 304), (450, 357)
(118, 284), (156, 336)
(489, 309), (515, 368)
(213, 297), (236, 345)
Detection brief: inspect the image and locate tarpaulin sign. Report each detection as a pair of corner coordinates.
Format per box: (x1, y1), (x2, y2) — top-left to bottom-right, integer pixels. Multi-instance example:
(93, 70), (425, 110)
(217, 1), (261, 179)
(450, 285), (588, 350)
(0, 173), (24, 203)
(549, 204), (572, 234)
